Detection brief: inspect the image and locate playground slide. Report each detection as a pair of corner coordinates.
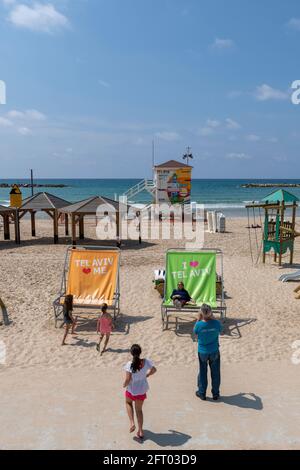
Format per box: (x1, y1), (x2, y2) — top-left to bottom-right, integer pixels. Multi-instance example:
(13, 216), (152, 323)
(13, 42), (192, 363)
(279, 270), (300, 282)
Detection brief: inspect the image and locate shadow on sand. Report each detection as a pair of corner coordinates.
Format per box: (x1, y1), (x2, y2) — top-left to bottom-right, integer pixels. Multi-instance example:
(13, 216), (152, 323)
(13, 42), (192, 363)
(212, 392), (263, 410)
(134, 429), (191, 447)
(221, 317), (257, 339)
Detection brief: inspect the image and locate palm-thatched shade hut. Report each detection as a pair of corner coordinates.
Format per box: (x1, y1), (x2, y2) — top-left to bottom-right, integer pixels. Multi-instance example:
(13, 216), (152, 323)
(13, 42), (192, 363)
(19, 192), (71, 244)
(60, 195), (140, 246)
(0, 205), (20, 243)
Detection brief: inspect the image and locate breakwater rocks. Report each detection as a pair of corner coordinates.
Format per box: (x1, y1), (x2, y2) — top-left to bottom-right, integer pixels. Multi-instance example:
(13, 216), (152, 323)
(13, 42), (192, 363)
(0, 183), (68, 188)
(241, 183), (300, 188)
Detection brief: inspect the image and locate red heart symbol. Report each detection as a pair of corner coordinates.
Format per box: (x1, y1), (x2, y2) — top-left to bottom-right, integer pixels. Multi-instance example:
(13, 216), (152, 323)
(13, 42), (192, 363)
(190, 261), (199, 268)
(82, 268), (91, 274)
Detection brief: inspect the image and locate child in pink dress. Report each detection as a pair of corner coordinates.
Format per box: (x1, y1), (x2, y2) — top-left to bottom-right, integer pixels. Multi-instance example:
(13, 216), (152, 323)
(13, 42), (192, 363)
(96, 303), (114, 355)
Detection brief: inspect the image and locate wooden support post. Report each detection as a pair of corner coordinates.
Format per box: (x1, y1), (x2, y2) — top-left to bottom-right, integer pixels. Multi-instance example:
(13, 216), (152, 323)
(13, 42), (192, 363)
(290, 204), (297, 265)
(262, 209), (267, 264)
(71, 213), (77, 246)
(3, 214), (10, 240)
(31, 211), (36, 237)
(65, 213), (69, 236)
(53, 209), (59, 244)
(279, 202), (285, 267)
(137, 211), (142, 244)
(79, 215), (84, 240)
(14, 209), (20, 245)
(116, 211), (120, 247)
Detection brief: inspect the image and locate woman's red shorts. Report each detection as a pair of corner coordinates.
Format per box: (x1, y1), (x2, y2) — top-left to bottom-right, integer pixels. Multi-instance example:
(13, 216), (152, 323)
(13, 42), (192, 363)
(125, 391), (147, 401)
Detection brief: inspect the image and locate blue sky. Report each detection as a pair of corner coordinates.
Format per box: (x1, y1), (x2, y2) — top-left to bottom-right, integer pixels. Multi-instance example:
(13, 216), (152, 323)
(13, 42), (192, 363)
(0, 0), (300, 179)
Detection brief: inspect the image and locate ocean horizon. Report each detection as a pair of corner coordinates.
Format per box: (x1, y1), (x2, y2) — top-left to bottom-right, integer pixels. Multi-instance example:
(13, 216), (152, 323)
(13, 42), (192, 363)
(1, 178), (300, 217)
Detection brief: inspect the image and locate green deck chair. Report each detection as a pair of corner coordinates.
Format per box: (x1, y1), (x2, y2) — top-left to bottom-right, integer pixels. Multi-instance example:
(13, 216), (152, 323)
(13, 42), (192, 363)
(161, 249), (226, 330)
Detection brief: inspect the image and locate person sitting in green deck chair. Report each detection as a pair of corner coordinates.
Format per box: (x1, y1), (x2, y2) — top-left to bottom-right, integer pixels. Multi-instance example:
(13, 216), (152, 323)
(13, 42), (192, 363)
(171, 281), (195, 309)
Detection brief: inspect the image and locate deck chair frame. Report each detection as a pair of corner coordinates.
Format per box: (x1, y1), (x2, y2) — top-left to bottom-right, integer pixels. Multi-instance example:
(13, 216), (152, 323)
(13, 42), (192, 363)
(161, 248), (226, 330)
(53, 245), (121, 327)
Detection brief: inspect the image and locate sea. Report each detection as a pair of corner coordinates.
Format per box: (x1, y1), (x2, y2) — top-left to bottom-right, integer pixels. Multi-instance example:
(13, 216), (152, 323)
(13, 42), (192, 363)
(1, 178), (300, 217)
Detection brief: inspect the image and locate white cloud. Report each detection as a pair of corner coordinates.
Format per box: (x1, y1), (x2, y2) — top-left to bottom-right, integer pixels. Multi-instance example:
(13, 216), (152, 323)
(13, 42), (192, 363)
(7, 109), (46, 120)
(226, 118), (241, 130)
(18, 127), (32, 135)
(98, 80), (110, 88)
(254, 84), (288, 101)
(211, 38), (235, 50)
(226, 152), (251, 160)
(287, 18), (300, 31)
(198, 126), (214, 137)
(0, 116), (13, 126)
(198, 119), (221, 136)
(246, 134), (261, 142)
(155, 131), (180, 141)
(2, 0), (16, 6)
(8, 3), (69, 33)
(199, 118), (240, 136)
(206, 119), (220, 128)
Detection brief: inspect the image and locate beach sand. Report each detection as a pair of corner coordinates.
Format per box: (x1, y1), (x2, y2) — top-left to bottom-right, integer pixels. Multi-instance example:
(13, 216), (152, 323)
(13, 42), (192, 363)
(0, 217), (300, 449)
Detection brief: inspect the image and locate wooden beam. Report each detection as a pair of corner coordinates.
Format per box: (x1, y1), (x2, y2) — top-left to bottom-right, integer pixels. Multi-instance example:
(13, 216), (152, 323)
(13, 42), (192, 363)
(53, 209), (59, 244)
(3, 214), (10, 240)
(79, 215), (84, 240)
(14, 209), (21, 245)
(116, 211), (120, 247)
(71, 213), (77, 246)
(31, 211), (36, 237)
(65, 213), (69, 236)
(44, 209), (54, 220)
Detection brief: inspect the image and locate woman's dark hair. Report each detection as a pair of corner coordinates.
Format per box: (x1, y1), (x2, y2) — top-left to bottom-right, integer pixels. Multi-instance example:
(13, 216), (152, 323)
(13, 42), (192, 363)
(101, 303), (108, 313)
(130, 344), (142, 373)
(64, 294), (73, 312)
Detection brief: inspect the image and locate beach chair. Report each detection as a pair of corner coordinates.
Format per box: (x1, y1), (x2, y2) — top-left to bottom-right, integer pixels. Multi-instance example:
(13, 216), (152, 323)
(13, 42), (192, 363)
(279, 270), (300, 282)
(161, 249), (226, 330)
(53, 246), (120, 326)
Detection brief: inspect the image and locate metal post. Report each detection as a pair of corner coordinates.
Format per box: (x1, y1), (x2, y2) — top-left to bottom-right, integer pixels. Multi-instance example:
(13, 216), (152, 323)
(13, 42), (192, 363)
(30, 169), (34, 197)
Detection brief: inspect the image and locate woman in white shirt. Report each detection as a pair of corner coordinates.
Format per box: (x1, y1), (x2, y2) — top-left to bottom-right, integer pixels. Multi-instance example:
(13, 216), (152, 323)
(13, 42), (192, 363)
(123, 344), (157, 440)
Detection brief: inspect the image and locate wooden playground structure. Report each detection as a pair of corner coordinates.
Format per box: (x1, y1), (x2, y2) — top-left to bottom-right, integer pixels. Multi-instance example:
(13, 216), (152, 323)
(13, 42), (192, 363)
(246, 189), (300, 266)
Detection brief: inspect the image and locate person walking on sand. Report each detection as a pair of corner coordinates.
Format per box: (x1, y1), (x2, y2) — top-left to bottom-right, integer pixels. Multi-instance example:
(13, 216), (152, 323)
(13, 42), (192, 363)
(61, 294), (77, 346)
(123, 344), (157, 440)
(96, 303), (114, 355)
(193, 304), (223, 401)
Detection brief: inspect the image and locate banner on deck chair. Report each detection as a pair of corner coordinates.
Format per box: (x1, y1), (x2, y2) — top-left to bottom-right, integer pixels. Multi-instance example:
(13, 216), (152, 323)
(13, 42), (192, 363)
(165, 251), (216, 307)
(67, 250), (119, 304)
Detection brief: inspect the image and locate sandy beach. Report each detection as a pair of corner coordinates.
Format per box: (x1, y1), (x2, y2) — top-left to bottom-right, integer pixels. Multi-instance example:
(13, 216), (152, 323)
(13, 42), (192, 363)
(1, 217), (300, 449)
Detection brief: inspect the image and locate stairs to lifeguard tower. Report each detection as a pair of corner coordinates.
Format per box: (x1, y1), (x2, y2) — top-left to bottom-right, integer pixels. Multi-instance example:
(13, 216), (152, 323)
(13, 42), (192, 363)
(123, 179), (156, 200)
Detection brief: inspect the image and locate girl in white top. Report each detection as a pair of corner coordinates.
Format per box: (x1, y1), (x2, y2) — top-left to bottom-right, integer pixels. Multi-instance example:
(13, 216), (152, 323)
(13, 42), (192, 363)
(123, 344), (157, 440)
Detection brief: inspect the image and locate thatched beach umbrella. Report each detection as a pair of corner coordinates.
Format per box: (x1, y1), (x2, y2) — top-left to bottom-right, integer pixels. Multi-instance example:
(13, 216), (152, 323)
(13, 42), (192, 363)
(18, 192), (71, 244)
(60, 195), (139, 246)
(0, 205), (20, 243)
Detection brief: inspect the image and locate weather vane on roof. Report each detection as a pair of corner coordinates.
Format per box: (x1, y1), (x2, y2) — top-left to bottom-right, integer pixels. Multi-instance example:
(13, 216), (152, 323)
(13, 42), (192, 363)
(182, 146), (194, 166)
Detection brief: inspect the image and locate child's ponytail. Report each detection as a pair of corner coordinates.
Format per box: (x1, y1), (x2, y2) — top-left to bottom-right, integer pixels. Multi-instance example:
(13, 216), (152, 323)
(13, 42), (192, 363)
(130, 344), (142, 373)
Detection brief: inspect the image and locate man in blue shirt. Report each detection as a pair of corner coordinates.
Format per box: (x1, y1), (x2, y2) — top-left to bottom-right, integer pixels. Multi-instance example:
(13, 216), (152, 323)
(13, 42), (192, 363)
(193, 304), (223, 401)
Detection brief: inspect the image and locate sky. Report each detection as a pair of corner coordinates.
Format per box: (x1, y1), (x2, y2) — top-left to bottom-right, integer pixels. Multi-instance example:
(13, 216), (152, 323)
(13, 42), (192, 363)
(1, 0), (300, 179)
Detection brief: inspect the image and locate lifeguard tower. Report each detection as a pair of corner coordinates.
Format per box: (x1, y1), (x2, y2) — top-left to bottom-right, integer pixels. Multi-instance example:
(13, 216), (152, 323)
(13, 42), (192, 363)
(246, 189), (299, 266)
(122, 159), (193, 205)
(153, 160), (192, 205)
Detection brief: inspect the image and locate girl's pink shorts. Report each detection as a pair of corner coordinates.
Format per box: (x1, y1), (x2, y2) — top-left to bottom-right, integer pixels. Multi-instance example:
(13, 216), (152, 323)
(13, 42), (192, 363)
(125, 391), (147, 401)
